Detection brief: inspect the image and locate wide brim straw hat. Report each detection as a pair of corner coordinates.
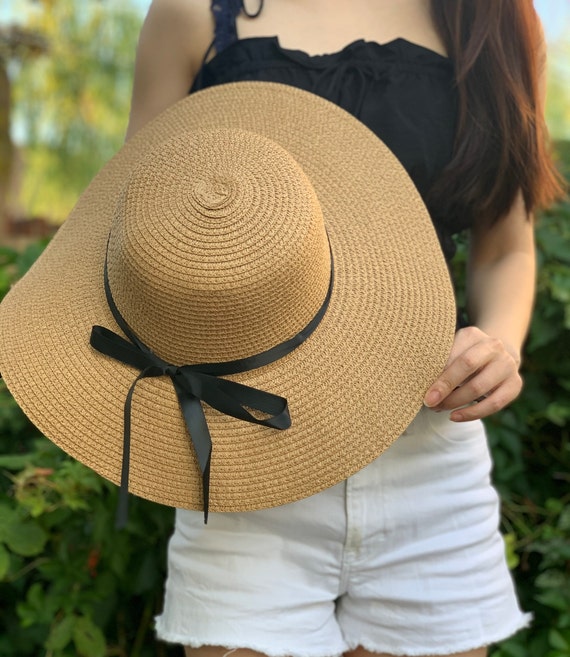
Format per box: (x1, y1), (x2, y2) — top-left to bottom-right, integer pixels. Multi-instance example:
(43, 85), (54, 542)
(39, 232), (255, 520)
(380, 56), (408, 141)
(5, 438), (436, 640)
(0, 81), (456, 517)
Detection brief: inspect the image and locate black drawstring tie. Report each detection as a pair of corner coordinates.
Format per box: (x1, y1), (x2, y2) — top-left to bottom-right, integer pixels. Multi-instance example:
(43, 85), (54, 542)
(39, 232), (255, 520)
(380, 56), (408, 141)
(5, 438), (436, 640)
(90, 240), (333, 528)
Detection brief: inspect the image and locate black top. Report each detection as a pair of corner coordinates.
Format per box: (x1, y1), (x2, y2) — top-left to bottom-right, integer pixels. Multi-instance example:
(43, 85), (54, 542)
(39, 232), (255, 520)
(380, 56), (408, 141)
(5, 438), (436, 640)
(191, 1), (460, 262)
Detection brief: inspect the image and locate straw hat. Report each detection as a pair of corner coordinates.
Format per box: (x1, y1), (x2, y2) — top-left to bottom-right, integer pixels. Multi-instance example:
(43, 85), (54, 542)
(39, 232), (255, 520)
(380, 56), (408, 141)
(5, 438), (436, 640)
(0, 82), (455, 521)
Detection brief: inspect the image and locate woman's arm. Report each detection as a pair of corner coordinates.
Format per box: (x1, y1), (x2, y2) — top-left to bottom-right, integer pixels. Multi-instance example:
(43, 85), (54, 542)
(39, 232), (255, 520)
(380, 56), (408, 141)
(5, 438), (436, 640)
(125, 0), (211, 140)
(423, 196), (535, 422)
(423, 19), (549, 423)
(466, 192), (535, 358)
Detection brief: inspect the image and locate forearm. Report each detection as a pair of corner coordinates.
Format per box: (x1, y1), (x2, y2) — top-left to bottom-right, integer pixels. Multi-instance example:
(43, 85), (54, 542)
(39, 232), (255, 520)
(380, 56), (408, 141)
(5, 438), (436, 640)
(466, 248), (536, 361)
(424, 247), (534, 418)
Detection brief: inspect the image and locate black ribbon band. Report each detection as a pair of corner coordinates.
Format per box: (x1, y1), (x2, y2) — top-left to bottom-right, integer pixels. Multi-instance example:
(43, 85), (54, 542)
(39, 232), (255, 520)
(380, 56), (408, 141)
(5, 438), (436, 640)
(90, 240), (334, 528)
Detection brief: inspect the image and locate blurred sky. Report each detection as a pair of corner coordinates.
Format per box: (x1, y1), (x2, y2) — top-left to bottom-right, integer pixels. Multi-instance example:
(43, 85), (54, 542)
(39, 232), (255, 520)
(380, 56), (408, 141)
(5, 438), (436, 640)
(535, 0), (570, 40)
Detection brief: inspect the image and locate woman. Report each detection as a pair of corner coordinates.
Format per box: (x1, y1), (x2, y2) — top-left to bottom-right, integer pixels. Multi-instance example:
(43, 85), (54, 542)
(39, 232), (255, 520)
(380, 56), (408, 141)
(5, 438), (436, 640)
(125, 1), (563, 656)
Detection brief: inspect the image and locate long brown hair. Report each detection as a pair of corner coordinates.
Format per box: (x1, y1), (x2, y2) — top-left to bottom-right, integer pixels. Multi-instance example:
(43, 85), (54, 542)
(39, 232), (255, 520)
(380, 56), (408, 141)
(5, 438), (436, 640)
(429, 0), (565, 226)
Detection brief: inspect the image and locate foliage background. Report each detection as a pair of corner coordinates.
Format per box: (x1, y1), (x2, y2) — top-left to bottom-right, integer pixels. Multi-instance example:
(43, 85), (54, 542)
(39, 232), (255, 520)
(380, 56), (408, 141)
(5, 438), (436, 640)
(0, 1), (569, 656)
(2, 0), (141, 223)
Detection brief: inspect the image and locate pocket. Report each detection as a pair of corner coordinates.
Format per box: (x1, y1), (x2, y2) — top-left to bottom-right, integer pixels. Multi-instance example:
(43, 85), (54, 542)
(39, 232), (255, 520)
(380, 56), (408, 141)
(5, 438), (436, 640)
(421, 407), (494, 482)
(423, 406), (487, 445)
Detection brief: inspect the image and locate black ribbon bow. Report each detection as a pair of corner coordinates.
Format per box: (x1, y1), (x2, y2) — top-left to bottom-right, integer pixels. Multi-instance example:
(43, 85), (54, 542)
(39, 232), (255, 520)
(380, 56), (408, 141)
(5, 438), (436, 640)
(90, 325), (291, 527)
(91, 240), (333, 528)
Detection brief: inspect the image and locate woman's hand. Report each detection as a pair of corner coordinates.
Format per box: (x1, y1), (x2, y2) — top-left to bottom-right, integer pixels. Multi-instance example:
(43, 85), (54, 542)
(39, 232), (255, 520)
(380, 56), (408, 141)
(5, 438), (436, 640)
(423, 326), (523, 422)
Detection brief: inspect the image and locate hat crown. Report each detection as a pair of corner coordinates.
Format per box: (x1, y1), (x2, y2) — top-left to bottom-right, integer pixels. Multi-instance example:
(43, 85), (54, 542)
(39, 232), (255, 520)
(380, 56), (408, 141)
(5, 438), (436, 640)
(106, 129), (331, 364)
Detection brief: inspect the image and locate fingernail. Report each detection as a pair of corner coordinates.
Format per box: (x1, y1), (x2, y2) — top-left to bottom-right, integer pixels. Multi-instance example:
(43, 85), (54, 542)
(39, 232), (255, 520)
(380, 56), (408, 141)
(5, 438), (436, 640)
(424, 390), (441, 407)
(451, 413), (464, 422)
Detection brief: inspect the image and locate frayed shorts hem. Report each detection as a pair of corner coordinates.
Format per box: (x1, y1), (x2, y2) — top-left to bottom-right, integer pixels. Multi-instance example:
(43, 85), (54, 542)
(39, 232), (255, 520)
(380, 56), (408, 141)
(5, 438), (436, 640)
(344, 612), (533, 656)
(155, 613), (533, 657)
(154, 622), (347, 657)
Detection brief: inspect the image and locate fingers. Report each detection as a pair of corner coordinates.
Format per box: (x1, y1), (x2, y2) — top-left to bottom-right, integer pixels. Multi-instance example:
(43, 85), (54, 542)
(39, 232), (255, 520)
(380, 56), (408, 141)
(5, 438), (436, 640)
(424, 326), (522, 421)
(435, 355), (517, 410)
(448, 373), (523, 422)
(424, 327), (503, 406)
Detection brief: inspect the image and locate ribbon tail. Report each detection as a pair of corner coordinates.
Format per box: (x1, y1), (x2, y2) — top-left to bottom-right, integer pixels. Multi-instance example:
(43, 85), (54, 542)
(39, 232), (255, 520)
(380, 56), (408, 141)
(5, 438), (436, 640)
(115, 375), (141, 529)
(172, 381), (212, 524)
(202, 454), (211, 525)
(199, 374), (291, 430)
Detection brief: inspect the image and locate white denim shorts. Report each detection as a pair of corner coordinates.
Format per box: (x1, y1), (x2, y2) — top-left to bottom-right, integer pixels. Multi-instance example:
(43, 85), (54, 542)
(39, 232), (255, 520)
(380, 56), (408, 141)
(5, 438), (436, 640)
(155, 407), (531, 656)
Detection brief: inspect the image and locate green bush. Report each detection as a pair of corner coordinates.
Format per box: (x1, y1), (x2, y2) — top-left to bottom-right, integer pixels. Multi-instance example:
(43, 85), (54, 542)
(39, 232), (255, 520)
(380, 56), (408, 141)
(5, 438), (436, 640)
(0, 245), (177, 657)
(485, 143), (570, 657)
(0, 145), (569, 656)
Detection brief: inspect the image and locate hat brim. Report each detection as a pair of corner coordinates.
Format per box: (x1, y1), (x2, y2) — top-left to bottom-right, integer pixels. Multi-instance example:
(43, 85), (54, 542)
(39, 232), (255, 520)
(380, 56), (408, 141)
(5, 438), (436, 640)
(0, 82), (455, 511)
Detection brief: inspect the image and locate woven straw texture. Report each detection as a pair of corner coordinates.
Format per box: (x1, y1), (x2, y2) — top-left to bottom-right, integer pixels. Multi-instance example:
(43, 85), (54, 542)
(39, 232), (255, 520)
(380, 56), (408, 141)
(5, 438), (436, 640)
(0, 82), (456, 512)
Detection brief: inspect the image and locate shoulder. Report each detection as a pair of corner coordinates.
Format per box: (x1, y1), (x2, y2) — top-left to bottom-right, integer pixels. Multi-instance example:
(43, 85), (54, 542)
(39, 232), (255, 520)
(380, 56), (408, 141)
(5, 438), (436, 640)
(143, 0), (209, 27)
(144, 0), (209, 22)
(125, 0), (213, 139)
(140, 0), (212, 63)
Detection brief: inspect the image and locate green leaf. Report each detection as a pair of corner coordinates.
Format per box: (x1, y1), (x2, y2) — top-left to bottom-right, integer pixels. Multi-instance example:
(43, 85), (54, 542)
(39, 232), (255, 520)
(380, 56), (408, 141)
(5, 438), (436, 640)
(4, 519), (48, 556)
(536, 590), (570, 612)
(46, 615), (75, 651)
(549, 629), (570, 651)
(15, 241), (48, 278)
(0, 543), (10, 580)
(16, 582), (47, 627)
(545, 402), (570, 427)
(0, 269), (12, 298)
(0, 453), (35, 469)
(0, 245), (18, 266)
(0, 504), (18, 541)
(559, 506), (570, 531)
(494, 640), (528, 657)
(535, 569), (568, 589)
(72, 616), (106, 657)
(559, 614), (570, 630)
(503, 533), (520, 570)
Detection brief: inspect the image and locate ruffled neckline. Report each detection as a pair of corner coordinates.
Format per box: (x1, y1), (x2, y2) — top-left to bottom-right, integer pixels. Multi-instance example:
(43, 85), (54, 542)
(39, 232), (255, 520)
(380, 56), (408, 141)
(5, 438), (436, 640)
(207, 35), (452, 71)
(275, 36), (449, 64)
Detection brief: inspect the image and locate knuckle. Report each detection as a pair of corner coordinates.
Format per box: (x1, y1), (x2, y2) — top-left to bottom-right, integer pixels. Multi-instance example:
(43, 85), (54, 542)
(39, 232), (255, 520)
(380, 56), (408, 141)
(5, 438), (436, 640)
(489, 337), (503, 352)
(439, 377), (455, 394)
(487, 397), (504, 413)
(505, 373), (523, 393)
(461, 326), (481, 340)
(470, 379), (488, 398)
(461, 352), (479, 370)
